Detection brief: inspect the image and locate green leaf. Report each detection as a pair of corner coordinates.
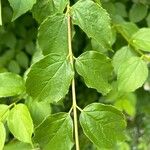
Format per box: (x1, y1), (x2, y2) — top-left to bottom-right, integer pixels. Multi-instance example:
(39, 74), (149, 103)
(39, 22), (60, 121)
(146, 13), (150, 27)
(0, 32), (16, 49)
(0, 72), (25, 98)
(34, 113), (74, 150)
(130, 28), (150, 52)
(117, 57), (148, 92)
(7, 104), (34, 144)
(8, 0), (36, 21)
(104, 82), (137, 117)
(53, 0), (68, 13)
(26, 54), (74, 103)
(32, 0), (55, 24)
(31, 43), (44, 65)
(91, 39), (108, 54)
(71, 0), (113, 50)
(4, 141), (32, 150)
(114, 93), (137, 117)
(38, 14), (68, 55)
(115, 142), (130, 150)
(93, 0), (101, 4)
(115, 2), (127, 17)
(112, 46), (136, 73)
(91, 23), (116, 52)
(0, 0), (2, 26)
(115, 22), (139, 42)
(129, 3), (148, 23)
(16, 52), (29, 69)
(75, 51), (113, 95)
(0, 122), (6, 150)
(80, 103), (126, 149)
(0, 104), (9, 122)
(26, 97), (51, 126)
(102, 2), (116, 17)
(32, 0), (68, 23)
(0, 50), (15, 67)
(8, 60), (21, 74)
(79, 132), (94, 150)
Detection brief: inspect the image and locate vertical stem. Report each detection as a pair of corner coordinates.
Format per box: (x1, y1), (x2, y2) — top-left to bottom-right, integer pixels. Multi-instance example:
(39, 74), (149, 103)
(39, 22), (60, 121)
(72, 78), (80, 150)
(67, 5), (80, 150)
(0, 0), (2, 26)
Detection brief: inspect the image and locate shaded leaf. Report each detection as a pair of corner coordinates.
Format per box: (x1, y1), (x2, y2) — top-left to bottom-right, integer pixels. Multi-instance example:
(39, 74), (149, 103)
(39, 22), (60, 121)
(146, 13), (150, 27)
(16, 52), (29, 69)
(8, 60), (21, 74)
(0, 0), (2, 25)
(115, 2), (127, 17)
(129, 3), (148, 23)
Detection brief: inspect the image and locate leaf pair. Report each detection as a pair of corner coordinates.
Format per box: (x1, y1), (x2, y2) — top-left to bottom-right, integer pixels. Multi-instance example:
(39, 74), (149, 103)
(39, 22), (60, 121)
(114, 22), (150, 92)
(115, 21), (150, 52)
(116, 21), (150, 52)
(26, 51), (113, 103)
(8, 0), (69, 22)
(26, 0), (114, 103)
(37, 0), (113, 56)
(34, 103), (126, 150)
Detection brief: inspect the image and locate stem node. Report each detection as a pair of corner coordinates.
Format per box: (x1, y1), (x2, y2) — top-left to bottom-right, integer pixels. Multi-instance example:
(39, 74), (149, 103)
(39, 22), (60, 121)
(67, 5), (80, 150)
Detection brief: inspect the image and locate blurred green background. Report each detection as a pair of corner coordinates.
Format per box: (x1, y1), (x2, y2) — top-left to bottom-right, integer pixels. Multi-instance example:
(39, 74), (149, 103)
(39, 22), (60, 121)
(1, 0), (150, 149)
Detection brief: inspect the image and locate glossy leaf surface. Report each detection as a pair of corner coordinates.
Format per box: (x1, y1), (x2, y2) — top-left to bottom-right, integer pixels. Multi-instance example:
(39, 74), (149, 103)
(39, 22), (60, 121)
(75, 51), (113, 95)
(34, 113), (74, 150)
(71, 0), (113, 50)
(80, 103), (126, 148)
(7, 104), (34, 144)
(38, 14), (68, 55)
(26, 54), (74, 103)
